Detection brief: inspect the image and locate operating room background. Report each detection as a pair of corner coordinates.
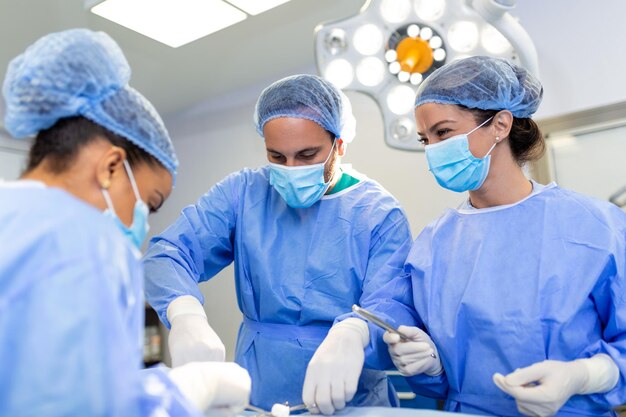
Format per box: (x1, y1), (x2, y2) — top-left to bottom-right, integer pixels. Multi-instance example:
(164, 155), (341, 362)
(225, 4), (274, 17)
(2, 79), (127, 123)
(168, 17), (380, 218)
(2, 0), (626, 362)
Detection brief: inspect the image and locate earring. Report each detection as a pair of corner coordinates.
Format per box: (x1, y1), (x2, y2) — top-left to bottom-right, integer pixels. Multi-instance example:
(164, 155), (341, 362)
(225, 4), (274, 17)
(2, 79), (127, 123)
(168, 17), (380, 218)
(495, 136), (500, 143)
(101, 179), (111, 189)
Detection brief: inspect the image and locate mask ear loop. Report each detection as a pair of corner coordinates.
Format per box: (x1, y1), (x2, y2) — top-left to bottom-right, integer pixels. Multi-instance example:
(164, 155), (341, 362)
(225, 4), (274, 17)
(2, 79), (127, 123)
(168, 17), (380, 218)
(101, 187), (117, 216)
(123, 159), (143, 203)
(323, 139), (337, 164)
(488, 135), (503, 154)
(484, 140), (499, 158)
(468, 117), (497, 159)
(467, 116), (494, 136)
(324, 139), (340, 186)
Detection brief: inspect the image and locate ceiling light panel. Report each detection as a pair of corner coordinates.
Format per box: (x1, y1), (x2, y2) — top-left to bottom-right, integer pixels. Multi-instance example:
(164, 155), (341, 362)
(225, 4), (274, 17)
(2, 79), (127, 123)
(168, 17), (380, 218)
(90, 0), (247, 48)
(225, 0), (291, 16)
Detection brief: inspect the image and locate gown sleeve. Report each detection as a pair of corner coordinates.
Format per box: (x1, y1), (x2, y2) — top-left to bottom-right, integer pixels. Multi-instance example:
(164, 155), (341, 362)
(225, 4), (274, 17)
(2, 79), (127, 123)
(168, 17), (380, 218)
(579, 207), (626, 408)
(402, 223), (450, 399)
(0, 220), (202, 417)
(336, 205), (420, 370)
(143, 173), (240, 327)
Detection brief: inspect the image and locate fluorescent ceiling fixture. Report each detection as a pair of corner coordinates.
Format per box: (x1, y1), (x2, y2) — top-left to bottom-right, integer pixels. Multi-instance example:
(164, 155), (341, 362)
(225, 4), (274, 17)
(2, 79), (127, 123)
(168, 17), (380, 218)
(90, 0), (247, 48)
(225, 0), (290, 16)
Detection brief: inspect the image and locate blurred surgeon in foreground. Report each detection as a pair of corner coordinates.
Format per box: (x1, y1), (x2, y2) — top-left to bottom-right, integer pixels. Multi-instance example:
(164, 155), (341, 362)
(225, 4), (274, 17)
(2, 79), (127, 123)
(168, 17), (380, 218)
(0, 29), (249, 417)
(143, 74), (420, 414)
(384, 56), (626, 416)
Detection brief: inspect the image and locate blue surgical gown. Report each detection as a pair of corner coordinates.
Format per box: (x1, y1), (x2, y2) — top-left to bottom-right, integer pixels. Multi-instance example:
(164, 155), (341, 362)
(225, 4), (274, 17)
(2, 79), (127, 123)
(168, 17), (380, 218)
(405, 184), (626, 416)
(0, 182), (201, 417)
(143, 166), (416, 410)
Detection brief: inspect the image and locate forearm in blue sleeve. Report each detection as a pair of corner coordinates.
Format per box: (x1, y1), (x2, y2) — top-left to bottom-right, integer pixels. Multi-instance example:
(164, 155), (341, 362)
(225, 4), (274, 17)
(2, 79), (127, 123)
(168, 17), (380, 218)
(583, 236), (626, 408)
(336, 210), (418, 369)
(144, 178), (238, 327)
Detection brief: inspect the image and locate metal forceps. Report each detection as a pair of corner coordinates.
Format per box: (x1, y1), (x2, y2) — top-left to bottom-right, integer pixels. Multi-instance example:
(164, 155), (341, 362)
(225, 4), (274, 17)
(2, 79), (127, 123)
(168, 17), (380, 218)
(351, 304), (436, 359)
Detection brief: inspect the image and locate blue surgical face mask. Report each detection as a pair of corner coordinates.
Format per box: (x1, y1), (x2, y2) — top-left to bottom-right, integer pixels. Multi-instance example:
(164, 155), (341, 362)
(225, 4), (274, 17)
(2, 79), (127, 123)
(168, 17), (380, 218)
(425, 117), (496, 193)
(102, 160), (150, 248)
(269, 140), (336, 209)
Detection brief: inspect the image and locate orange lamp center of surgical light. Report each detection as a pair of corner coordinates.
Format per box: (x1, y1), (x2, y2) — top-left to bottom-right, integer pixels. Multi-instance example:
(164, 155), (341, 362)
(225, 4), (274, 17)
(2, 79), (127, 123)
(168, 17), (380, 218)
(396, 37), (434, 74)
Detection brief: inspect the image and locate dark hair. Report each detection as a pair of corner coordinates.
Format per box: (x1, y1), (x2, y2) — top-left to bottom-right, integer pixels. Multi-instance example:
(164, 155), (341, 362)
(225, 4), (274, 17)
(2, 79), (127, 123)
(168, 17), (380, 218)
(460, 106), (545, 165)
(25, 116), (160, 174)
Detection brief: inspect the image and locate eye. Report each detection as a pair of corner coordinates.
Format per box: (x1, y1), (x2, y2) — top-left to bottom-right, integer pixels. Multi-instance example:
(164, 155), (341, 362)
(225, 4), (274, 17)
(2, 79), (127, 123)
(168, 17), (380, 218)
(268, 152), (285, 162)
(298, 151), (318, 160)
(436, 128), (451, 137)
(418, 136), (429, 145)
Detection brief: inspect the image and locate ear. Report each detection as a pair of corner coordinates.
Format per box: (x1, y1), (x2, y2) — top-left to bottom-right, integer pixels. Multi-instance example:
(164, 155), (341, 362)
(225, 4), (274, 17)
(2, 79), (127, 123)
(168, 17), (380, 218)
(336, 138), (346, 157)
(95, 146), (127, 189)
(493, 110), (513, 141)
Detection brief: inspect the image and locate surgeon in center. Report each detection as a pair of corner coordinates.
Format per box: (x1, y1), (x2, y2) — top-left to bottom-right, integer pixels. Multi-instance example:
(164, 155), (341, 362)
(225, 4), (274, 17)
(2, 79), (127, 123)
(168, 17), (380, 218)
(143, 74), (420, 414)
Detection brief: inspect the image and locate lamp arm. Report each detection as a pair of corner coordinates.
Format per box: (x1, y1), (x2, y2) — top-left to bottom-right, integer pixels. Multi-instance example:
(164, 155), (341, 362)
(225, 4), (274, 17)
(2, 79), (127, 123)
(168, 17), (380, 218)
(471, 0), (540, 78)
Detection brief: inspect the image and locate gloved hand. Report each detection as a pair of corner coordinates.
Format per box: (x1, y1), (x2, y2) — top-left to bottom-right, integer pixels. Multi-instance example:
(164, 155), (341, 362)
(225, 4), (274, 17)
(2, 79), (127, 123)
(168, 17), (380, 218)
(383, 325), (442, 377)
(167, 295), (226, 366)
(169, 361), (251, 413)
(493, 354), (619, 417)
(302, 318), (369, 415)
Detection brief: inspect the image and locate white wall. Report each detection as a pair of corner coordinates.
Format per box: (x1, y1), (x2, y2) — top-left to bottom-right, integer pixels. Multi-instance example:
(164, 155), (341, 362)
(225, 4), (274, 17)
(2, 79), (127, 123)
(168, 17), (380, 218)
(149, 0), (626, 361)
(0, 134), (29, 180)
(148, 89), (268, 361)
(514, 0), (626, 119)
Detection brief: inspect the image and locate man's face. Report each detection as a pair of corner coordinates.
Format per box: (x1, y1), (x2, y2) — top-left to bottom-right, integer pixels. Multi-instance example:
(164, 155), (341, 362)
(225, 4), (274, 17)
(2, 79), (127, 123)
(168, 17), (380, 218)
(264, 117), (343, 182)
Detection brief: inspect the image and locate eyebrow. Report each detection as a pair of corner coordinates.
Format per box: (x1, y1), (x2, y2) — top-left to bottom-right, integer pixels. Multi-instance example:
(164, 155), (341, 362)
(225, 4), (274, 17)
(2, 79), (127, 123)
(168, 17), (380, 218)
(417, 119), (457, 136)
(266, 146), (322, 154)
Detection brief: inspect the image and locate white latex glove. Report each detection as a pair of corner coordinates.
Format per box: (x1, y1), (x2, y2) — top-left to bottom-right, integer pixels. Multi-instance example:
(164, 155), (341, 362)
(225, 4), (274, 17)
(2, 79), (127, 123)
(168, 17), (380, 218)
(167, 295), (226, 366)
(302, 318), (369, 415)
(493, 354), (619, 417)
(383, 325), (442, 377)
(169, 361), (251, 413)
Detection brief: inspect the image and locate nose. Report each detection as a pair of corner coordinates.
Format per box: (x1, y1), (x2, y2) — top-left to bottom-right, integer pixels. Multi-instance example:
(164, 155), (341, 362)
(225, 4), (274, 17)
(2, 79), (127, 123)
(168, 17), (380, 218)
(283, 157), (313, 167)
(283, 157), (298, 167)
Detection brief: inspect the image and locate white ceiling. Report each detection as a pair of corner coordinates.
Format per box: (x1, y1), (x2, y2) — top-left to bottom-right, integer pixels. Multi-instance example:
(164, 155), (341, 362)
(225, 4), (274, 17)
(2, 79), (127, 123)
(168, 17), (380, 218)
(0, 0), (365, 119)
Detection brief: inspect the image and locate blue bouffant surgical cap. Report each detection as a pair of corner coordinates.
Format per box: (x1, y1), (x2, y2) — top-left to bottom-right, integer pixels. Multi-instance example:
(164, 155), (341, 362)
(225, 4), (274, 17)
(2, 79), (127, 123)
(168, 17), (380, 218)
(254, 74), (356, 143)
(2, 28), (178, 179)
(414, 56), (543, 118)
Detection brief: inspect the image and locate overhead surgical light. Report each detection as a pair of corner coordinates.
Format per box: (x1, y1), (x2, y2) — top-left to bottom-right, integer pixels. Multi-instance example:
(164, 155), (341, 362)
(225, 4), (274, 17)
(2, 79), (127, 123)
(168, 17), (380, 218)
(314, 0), (538, 151)
(356, 57), (386, 87)
(323, 59), (354, 89)
(353, 24), (384, 55)
(85, 0), (291, 48)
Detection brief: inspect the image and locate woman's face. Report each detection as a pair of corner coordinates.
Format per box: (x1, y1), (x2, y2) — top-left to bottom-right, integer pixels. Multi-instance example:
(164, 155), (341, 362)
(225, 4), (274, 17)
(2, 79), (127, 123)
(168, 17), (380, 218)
(415, 103), (496, 158)
(107, 160), (173, 227)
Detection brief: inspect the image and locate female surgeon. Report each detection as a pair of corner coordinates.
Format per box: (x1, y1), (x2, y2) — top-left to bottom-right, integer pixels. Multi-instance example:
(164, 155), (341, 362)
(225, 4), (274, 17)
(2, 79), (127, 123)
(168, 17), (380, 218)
(0, 29), (249, 416)
(383, 56), (626, 416)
